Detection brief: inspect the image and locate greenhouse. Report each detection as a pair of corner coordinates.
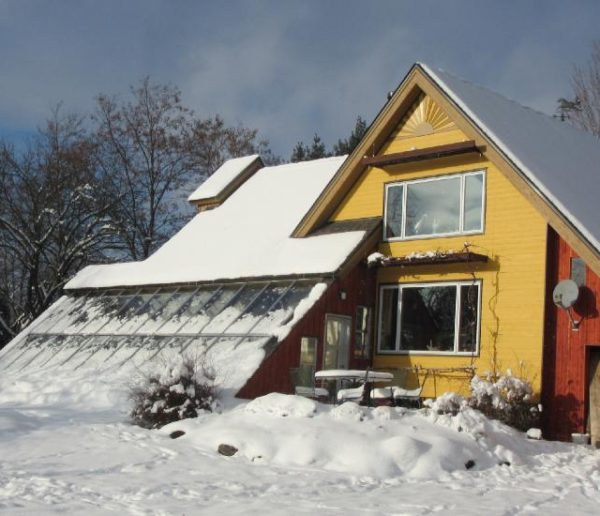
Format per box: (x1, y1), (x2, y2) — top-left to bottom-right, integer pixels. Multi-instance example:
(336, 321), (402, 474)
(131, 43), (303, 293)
(0, 280), (324, 381)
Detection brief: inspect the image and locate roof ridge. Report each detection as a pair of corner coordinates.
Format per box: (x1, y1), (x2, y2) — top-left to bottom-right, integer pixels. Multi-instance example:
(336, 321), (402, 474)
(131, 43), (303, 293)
(419, 63), (598, 141)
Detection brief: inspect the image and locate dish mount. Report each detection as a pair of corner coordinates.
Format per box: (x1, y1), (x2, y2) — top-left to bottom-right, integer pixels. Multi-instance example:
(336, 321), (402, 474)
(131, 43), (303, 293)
(552, 279), (582, 330)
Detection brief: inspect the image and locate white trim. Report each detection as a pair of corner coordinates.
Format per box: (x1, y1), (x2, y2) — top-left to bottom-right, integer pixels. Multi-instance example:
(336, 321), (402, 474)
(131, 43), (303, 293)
(376, 280), (481, 356)
(383, 170), (486, 242)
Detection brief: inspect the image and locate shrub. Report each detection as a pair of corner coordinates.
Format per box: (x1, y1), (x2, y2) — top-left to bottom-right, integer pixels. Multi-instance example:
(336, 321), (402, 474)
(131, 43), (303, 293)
(129, 354), (220, 429)
(424, 392), (467, 416)
(469, 372), (541, 431)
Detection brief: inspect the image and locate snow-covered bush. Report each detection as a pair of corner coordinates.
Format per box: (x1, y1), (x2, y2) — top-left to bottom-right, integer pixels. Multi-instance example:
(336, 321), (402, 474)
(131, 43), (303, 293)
(129, 354), (220, 429)
(424, 392), (467, 415)
(469, 372), (540, 431)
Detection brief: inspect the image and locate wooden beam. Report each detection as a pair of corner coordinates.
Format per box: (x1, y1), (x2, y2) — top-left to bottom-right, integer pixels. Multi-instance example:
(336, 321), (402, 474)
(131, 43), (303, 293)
(361, 140), (479, 167)
(370, 251), (488, 269)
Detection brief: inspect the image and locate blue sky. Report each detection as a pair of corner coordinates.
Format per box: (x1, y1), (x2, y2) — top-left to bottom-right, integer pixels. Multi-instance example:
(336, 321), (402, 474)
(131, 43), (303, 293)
(0, 0), (599, 158)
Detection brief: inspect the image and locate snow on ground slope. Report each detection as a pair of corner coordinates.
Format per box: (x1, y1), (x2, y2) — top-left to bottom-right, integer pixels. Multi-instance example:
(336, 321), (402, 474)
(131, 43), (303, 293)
(1, 371), (600, 515)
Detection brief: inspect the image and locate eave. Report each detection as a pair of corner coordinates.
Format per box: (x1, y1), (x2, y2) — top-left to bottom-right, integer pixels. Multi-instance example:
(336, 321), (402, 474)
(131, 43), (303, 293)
(361, 140), (480, 167)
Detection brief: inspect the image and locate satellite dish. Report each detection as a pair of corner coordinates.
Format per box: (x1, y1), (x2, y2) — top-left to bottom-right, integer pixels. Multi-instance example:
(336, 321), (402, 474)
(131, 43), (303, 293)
(552, 279), (580, 309)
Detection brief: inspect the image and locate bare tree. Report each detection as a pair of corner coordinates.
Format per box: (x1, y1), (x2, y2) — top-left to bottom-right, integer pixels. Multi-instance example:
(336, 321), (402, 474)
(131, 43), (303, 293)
(94, 78), (274, 260)
(559, 41), (600, 137)
(0, 79), (274, 345)
(0, 108), (114, 342)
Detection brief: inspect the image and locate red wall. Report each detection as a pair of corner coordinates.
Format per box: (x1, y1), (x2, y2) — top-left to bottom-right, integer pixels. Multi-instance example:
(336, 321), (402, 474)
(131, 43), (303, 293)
(543, 228), (600, 440)
(237, 260), (376, 399)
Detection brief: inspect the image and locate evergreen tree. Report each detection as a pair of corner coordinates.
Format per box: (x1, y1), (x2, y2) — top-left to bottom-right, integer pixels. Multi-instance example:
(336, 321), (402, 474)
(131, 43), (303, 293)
(290, 141), (308, 162)
(289, 116), (368, 162)
(290, 133), (329, 162)
(333, 116), (368, 155)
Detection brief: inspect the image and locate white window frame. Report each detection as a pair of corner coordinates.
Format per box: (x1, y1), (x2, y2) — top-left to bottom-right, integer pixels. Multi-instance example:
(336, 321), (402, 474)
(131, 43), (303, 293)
(383, 170), (486, 241)
(377, 280), (481, 356)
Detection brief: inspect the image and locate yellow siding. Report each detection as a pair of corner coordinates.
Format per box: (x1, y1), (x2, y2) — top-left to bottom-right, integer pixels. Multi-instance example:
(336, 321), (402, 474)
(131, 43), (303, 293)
(331, 120), (548, 399)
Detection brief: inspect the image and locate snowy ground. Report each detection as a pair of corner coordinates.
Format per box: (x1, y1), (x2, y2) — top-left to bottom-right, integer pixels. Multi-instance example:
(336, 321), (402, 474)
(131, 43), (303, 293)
(1, 370), (600, 515)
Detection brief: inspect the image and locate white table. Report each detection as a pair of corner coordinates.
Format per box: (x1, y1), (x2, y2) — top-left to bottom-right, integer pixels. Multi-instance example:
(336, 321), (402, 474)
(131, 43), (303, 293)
(314, 369), (393, 404)
(314, 369), (393, 382)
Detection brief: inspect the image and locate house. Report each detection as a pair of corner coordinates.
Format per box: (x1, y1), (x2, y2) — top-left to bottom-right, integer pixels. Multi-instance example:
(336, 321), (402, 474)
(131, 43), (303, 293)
(2, 63), (600, 442)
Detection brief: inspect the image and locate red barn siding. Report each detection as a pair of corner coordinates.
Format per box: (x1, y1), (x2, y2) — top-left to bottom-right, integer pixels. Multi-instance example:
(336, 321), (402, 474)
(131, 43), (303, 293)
(238, 260), (376, 399)
(543, 227), (600, 440)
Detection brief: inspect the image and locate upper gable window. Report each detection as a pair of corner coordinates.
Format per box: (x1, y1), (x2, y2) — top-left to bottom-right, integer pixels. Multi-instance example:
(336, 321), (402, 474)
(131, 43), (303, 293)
(384, 170), (485, 241)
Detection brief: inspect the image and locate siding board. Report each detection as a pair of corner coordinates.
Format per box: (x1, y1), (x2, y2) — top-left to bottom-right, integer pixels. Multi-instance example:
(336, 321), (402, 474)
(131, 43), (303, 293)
(543, 228), (600, 440)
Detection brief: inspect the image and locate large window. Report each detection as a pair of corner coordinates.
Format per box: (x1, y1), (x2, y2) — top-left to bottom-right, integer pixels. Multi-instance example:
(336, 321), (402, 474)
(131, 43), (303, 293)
(378, 281), (481, 355)
(384, 171), (485, 240)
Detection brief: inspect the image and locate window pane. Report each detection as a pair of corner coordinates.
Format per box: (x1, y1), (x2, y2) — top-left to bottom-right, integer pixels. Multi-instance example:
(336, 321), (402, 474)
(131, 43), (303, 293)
(155, 290), (211, 334)
(250, 283), (312, 334)
(459, 284), (479, 352)
(354, 306), (370, 359)
(141, 291), (189, 333)
(385, 184), (404, 238)
(33, 295), (83, 334)
(175, 287), (234, 334)
(400, 286), (456, 351)
(201, 285), (264, 334)
(65, 293), (130, 334)
(405, 177), (461, 237)
(300, 337), (317, 366)
(379, 289), (398, 351)
(116, 292), (163, 334)
(227, 284), (286, 334)
(464, 174), (484, 231)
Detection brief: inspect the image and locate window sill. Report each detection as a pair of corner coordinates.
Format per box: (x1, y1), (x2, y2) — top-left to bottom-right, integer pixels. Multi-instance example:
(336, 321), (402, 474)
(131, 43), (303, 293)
(384, 229), (484, 243)
(377, 350), (479, 357)
(369, 250), (488, 268)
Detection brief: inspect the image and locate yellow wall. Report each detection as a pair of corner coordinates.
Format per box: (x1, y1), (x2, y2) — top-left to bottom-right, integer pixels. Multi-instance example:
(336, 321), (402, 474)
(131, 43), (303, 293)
(331, 113), (548, 398)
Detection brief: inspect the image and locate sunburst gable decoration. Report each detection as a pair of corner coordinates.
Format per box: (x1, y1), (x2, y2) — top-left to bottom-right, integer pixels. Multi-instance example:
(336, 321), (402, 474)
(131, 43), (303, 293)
(392, 93), (456, 139)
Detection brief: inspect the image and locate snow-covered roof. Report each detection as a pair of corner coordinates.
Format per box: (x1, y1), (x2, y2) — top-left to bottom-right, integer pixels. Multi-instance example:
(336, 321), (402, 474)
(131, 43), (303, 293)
(420, 63), (600, 254)
(187, 154), (261, 202)
(66, 156), (366, 290)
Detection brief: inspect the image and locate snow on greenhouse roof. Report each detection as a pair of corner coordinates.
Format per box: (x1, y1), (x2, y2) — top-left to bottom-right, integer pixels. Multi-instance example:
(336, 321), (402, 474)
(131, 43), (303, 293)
(420, 63), (600, 254)
(187, 154), (261, 202)
(66, 156), (366, 290)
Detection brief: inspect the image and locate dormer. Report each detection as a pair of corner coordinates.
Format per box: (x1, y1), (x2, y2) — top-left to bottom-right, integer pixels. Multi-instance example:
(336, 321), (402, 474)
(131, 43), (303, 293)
(188, 154), (264, 211)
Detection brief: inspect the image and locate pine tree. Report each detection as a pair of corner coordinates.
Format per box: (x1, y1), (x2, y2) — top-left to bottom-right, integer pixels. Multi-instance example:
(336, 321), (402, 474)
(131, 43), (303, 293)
(290, 133), (329, 162)
(333, 116), (368, 155)
(289, 117), (368, 162)
(290, 141), (308, 162)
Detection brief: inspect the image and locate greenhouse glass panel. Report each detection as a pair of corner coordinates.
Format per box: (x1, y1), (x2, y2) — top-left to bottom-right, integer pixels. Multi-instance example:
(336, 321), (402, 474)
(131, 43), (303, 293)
(64, 292), (133, 334)
(32, 295), (81, 334)
(53, 292), (108, 334)
(116, 291), (166, 334)
(158, 288), (220, 334)
(250, 283), (313, 334)
(227, 283), (290, 334)
(200, 284), (266, 334)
